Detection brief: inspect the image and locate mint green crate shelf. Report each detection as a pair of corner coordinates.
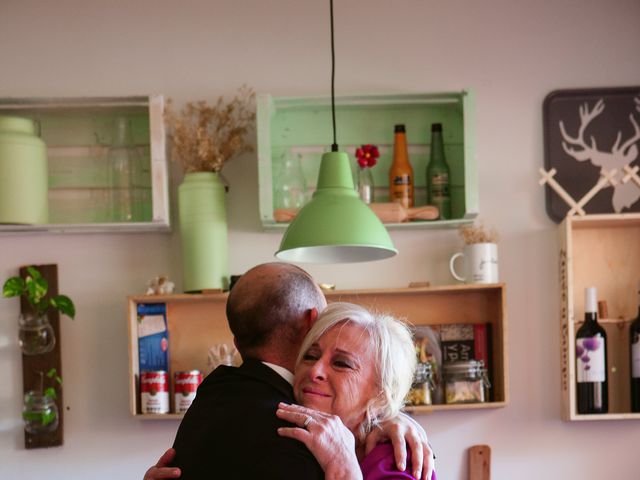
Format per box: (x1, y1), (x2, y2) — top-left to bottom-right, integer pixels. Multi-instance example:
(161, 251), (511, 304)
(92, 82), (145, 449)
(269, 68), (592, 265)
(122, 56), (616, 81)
(257, 91), (478, 230)
(0, 96), (169, 233)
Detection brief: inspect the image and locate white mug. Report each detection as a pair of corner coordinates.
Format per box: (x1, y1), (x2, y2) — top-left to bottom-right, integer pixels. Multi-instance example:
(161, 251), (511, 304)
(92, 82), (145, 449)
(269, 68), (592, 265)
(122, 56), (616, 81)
(449, 242), (499, 284)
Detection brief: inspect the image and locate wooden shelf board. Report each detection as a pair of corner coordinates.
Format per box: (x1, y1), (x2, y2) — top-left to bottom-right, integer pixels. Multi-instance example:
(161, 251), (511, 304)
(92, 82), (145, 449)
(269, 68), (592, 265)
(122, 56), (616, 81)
(133, 401), (509, 420)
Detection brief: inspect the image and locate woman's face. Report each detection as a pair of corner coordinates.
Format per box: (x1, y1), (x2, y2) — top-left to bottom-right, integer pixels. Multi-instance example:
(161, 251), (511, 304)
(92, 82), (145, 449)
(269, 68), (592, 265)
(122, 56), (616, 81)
(293, 322), (379, 434)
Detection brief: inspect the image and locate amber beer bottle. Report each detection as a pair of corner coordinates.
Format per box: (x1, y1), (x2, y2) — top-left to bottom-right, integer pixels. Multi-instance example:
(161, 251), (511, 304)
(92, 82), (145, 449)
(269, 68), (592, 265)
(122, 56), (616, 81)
(389, 124), (414, 208)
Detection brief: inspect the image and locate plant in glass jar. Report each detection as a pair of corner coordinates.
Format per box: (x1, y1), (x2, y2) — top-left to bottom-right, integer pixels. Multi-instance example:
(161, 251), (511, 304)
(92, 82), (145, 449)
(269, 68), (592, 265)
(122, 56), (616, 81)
(23, 368), (62, 434)
(355, 144), (379, 204)
(2, 266), (76, 355)
(164, 86), (256, 292)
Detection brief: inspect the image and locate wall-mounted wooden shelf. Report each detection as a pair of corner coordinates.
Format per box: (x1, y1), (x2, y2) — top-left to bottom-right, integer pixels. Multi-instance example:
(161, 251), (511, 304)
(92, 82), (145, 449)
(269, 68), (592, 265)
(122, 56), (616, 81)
(0, 96), (169, 234)
(560, 213), (640, 421)
(127, 283), (508, 419)
(256, 91), (478, 230)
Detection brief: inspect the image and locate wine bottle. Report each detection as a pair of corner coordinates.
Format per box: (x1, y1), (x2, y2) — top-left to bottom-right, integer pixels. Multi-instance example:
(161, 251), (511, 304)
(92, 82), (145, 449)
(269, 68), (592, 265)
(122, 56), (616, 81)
(426, 123), (451, 219)
(576, 286), (608, 414)
(389, 124), (414, 208)
(630, 282), (640, 412)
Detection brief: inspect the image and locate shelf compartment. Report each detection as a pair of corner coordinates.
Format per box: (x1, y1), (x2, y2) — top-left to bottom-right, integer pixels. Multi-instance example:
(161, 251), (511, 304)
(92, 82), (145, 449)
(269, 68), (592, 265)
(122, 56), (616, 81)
(560, 213), (640, 420)
(127, 283), (508, 419)
(256, 91), (478, 230)
(0, 96), (169, 233)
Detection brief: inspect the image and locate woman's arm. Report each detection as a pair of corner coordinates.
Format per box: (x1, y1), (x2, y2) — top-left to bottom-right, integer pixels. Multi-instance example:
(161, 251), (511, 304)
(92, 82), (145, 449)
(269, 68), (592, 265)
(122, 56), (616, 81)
(276, 403), (363, 480)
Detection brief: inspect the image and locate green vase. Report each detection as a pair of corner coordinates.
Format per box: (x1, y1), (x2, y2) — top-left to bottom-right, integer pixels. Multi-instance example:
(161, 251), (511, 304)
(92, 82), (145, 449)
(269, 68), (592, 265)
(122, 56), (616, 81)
(0, 115), (48, 224)
(178, 172), (229, 292)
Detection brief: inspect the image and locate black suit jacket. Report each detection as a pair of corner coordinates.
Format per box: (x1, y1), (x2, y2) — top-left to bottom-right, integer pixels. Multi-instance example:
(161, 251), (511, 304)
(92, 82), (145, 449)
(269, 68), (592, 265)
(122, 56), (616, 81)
(171, 359), (324, 479)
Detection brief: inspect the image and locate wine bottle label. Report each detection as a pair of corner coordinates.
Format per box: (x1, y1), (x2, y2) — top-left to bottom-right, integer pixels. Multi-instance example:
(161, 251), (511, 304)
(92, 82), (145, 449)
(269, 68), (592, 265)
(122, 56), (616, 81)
(576, 336), (606, 383)
(632, 332), (640, 378)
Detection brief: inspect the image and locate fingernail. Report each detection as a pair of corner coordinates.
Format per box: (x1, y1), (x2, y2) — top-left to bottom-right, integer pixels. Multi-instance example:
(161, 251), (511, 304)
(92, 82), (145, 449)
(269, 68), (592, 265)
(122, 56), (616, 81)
(398, 463), (405, 471)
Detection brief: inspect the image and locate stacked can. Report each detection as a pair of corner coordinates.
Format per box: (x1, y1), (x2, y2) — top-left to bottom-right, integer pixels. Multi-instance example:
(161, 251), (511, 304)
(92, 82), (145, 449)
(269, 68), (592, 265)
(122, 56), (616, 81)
(140, 371), (169, 414)
(174, 370), (203, 413)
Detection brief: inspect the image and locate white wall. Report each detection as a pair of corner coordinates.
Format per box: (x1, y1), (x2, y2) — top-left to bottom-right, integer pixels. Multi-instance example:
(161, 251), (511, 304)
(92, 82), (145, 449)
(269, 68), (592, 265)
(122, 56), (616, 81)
(1, 0), (639, 478)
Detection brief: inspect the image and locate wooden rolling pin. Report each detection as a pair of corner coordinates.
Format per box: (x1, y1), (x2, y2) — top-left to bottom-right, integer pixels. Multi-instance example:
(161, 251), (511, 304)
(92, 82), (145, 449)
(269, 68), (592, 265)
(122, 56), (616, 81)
(274, 202), (439, 223)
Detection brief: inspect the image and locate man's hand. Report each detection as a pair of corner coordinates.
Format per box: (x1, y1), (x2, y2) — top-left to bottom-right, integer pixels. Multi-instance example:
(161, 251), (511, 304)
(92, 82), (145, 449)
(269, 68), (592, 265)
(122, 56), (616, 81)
(143, 448), (181, 480)
(364, 413), (434, 480)
(276, 403), (363, 480)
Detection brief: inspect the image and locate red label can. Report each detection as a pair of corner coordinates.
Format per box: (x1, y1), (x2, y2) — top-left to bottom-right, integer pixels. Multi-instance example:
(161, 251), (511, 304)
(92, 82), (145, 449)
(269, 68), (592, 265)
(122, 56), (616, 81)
(174, 370), (203, 413)
(140, 370), (169, 414)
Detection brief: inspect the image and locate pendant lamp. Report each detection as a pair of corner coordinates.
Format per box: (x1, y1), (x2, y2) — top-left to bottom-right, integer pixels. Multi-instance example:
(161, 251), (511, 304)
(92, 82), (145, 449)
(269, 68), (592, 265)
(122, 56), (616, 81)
(275, 0), (397, 263)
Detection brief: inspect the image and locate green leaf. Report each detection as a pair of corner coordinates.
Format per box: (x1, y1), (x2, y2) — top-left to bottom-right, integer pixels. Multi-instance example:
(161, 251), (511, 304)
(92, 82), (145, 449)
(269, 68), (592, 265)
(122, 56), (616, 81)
(46, 368), (62, 385)
(42, 410), (56, 426)
(22, 411), (43, 422)
(44, 387), (57, 400)
(50, 295), (75, 319)
(26, 266), (42, 280)
(25, 270), (48, 307)
(2, 277), (25, 298)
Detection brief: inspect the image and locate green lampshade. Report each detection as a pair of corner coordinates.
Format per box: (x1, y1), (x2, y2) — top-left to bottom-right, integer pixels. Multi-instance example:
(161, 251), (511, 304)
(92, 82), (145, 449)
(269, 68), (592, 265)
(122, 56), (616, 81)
(276, 151), (397, 263)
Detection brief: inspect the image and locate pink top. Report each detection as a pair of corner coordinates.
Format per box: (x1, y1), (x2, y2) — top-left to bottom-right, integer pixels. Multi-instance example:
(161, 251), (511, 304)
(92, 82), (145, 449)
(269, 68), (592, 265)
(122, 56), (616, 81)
(360, 443), (437, 480)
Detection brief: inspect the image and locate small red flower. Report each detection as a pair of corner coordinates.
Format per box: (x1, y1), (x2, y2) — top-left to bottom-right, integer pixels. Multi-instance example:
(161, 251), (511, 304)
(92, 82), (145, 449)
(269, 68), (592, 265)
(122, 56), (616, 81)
(355, 144), (379, 168)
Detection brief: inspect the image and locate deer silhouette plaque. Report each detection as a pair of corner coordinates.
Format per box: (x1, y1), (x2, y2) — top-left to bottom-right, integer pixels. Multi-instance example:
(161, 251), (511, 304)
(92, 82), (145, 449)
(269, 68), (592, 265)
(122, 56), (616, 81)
(542, 86), (640, 222)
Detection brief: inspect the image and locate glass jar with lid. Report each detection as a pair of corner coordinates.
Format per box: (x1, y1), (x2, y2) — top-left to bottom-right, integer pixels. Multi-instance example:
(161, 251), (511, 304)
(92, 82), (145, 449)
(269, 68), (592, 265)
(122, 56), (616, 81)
(406, 362), (435, 406)
(443, 359), (490, 404)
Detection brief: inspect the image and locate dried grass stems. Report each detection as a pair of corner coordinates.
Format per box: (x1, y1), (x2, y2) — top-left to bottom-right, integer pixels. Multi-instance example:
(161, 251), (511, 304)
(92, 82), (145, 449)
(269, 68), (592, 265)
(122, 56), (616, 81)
(458, 223), (499, 244)
(165, 86), (256, 173)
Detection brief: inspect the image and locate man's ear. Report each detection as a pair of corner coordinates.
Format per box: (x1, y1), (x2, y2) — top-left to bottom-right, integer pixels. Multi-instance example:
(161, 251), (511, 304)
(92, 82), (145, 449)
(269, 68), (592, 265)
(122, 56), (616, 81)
(306, 307), (319, 328)
(233, 337), (238, 350)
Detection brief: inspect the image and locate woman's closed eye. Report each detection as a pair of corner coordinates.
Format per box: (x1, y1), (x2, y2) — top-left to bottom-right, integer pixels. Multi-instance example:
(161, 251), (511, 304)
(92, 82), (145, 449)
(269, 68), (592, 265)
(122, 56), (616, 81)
(332, 357), (356, 369)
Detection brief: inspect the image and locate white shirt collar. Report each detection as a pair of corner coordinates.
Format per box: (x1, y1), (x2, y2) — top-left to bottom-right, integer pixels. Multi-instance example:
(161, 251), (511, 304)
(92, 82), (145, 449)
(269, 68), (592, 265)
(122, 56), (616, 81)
(262, 361), (294, 385)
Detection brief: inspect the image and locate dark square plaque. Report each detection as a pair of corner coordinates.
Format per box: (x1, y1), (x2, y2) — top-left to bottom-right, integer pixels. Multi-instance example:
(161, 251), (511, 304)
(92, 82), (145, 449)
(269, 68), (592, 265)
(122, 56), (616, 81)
(543, 86), (640, 223)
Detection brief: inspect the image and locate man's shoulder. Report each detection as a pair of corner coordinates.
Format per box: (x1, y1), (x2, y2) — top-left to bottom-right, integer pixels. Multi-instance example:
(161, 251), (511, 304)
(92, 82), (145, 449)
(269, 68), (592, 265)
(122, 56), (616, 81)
(171, 362), (323, 479)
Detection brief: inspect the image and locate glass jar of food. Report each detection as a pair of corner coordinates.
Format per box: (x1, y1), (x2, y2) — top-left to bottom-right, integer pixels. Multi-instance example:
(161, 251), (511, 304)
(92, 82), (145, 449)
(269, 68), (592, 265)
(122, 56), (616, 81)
(406, 362), (435, 406)
(443, 360), (490, 404)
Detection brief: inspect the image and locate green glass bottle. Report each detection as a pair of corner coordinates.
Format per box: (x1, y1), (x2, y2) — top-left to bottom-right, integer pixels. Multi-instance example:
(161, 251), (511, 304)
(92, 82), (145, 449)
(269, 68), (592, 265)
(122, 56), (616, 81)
(426, 123), (451, 219)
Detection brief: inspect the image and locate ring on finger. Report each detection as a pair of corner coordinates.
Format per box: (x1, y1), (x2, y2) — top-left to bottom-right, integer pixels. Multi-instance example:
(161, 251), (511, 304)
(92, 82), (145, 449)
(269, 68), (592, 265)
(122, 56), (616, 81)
(303, 415), (312, 428)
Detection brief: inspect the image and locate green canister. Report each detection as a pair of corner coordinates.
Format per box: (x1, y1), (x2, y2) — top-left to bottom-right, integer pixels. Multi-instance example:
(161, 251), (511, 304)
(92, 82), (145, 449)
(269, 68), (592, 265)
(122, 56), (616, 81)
(0, 115), (49, 224)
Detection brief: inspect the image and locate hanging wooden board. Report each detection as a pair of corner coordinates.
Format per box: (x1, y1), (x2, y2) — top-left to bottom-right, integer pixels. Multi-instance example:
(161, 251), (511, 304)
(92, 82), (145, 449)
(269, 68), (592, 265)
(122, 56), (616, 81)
(468, 444), (491, 480)
(20, 264), (63, 448)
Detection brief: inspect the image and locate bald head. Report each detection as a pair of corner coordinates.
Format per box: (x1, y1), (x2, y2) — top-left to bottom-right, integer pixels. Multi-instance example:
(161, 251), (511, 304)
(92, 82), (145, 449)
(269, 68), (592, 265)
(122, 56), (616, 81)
(226, 263), (327, 365)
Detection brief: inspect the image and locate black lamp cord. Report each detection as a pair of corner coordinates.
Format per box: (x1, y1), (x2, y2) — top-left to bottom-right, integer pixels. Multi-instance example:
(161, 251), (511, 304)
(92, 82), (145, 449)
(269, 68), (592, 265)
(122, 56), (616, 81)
(330, 0), (338, 152)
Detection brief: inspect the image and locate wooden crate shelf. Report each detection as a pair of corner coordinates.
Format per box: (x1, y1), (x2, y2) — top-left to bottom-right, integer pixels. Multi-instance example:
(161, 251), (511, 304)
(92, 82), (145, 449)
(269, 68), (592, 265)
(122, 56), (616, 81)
(560, 213), (640, 421)
(256, 91), (478, 230)
(127, 283), (508, 419)
(0, 96), (169, 233)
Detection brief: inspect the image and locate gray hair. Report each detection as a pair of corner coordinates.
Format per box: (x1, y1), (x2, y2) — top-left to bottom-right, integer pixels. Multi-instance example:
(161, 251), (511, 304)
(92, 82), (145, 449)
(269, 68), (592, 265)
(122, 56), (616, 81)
(295, 302), (416, 440)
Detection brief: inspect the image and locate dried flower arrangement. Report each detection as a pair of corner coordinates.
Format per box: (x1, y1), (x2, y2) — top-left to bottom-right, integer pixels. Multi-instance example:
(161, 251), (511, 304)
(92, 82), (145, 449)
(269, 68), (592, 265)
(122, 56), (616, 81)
(458, 223), (499, 244)
(164, 86), (255, 174)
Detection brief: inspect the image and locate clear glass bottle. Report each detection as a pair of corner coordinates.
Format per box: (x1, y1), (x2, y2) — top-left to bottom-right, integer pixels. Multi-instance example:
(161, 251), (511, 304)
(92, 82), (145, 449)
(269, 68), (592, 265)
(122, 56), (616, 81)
(107, 117), (138, 222)
(357, 167), (375, 204)
(274, 150), (307, 210)
(426, 123), (451, 219)
(18, 312), (56, 355)
(22, 391), (59, 434)
(443, 359), (490, 404)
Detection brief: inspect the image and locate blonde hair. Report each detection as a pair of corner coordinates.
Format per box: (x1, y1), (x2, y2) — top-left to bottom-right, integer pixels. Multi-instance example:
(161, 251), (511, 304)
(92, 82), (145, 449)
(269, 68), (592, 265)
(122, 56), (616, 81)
(295, 302), (416, 441)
